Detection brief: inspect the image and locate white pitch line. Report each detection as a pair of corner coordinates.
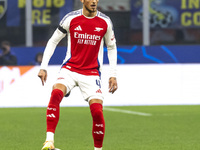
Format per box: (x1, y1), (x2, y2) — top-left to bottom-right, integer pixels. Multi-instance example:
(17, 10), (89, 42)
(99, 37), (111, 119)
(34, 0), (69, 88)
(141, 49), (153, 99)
(104, 107), (152, 116)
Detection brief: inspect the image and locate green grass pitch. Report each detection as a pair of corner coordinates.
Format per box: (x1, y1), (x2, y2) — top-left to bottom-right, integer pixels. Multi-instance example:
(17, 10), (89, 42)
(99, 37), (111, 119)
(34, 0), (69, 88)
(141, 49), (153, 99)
(0, 105), (200, 150)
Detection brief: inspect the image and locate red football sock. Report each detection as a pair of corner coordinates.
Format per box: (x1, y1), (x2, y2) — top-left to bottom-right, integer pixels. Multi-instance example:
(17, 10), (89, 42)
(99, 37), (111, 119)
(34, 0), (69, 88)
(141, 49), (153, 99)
(90, 103), (105, 148)
(46, 89), (64, 133)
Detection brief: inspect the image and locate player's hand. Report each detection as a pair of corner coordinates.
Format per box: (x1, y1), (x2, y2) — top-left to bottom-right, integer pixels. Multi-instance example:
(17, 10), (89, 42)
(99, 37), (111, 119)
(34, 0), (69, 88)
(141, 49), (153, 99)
(109, 77), (118, 94)
(38, 69), (47, 86)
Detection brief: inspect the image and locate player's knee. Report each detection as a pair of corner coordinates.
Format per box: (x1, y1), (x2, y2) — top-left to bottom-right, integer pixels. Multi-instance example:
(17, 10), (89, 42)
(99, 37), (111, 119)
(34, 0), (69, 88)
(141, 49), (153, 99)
(90, 103), (104, 121)
(53, 83), (67, 95)
(49, 89), (64, 106)
(52, 89), (64, 97)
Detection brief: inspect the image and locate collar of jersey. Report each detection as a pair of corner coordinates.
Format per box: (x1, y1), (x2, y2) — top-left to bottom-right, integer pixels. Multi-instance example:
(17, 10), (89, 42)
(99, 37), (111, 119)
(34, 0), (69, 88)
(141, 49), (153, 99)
(81, 9), (98, 19)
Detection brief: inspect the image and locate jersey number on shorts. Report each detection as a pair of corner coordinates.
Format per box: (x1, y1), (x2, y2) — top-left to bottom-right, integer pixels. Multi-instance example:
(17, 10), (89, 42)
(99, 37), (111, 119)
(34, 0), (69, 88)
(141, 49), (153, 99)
(96, 79), (101, 88)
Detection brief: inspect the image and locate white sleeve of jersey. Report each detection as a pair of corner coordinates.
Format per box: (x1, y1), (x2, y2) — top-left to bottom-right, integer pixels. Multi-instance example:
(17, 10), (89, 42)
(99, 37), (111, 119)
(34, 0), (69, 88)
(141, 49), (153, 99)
(40, 29), (66, 70)
(104, 21), (117, 77)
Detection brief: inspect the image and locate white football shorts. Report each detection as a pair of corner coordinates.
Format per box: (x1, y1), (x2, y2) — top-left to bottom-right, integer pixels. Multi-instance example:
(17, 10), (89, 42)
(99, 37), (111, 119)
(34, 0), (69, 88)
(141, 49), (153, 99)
(54, 68), (104, 101)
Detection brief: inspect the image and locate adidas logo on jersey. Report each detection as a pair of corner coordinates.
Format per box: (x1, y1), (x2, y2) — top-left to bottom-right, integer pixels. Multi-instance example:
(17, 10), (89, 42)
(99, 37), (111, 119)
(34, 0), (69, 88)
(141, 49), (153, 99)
(74, 25), (82, 31)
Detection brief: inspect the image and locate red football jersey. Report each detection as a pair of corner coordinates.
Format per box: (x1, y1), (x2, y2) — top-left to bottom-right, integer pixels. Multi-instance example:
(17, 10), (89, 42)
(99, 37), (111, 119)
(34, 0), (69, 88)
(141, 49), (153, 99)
(59, 9), (116, 76)
(41, 9), (117, 77)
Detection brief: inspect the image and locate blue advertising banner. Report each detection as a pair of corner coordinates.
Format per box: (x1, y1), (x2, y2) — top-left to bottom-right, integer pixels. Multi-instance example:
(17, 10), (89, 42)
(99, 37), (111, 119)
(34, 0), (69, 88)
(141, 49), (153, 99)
(131, 0), (200, 29)
(9, 45), (200, 65)
(113, 45), (200, 64)
(4, 0), (73, 26)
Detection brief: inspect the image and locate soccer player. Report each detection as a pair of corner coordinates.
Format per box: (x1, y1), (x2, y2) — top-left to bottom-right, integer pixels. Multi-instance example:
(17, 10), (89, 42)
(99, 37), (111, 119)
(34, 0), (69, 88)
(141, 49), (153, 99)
(38, 0), (118, 150)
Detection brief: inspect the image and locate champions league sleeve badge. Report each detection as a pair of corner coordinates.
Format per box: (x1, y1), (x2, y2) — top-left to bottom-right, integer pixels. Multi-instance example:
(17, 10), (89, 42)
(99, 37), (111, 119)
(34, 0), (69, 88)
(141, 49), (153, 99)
(0, 0), (7, 19)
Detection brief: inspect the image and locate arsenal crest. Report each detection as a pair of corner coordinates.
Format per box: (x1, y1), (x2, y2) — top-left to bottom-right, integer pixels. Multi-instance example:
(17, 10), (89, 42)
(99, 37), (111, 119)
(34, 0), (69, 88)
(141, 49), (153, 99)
(0, 0), (7, 19)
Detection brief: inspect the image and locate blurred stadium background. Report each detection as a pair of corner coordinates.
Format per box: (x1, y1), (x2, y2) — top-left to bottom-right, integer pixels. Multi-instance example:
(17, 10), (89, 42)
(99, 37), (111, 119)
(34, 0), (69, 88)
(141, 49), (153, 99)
(1, 0), (200, 106)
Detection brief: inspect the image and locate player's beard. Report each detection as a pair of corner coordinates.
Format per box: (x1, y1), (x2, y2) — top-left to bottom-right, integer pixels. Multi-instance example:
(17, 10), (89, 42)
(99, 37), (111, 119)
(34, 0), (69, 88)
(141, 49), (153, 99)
(84, 5), (96, 14)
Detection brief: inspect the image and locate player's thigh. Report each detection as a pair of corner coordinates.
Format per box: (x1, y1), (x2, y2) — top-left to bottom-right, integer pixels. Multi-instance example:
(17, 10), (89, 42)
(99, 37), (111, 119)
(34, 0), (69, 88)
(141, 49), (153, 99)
(54, 68), (76, 96)
(78, 75), (104, 102)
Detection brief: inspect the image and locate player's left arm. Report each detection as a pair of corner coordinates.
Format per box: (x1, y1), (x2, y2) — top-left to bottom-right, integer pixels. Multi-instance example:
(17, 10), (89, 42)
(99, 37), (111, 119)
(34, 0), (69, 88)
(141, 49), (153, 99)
(104, 19), (118, 94)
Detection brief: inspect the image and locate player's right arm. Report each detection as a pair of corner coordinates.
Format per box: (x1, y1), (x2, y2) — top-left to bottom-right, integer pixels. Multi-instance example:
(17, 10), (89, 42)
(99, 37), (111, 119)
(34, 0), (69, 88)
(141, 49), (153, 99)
(38, 28), (66, 85)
